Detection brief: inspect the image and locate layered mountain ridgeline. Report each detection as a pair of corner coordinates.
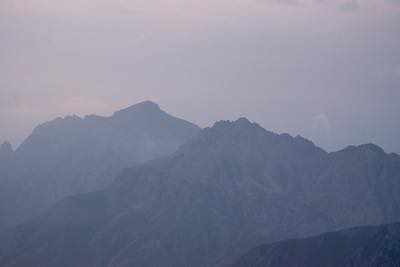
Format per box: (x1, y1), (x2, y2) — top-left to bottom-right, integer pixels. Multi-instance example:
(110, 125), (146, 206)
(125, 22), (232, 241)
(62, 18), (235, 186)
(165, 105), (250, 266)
(231, 222), (400, 267)
(1, 118), (400, 267)
(0, 101), (200, 229)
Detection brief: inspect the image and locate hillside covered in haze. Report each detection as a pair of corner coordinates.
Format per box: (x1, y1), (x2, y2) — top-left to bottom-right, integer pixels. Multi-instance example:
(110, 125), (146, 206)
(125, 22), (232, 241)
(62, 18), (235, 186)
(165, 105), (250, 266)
(0, 101), (200, 229)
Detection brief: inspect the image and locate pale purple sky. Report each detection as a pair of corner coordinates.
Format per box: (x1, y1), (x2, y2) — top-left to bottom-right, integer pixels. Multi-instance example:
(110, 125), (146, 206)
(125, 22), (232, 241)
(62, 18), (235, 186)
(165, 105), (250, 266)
(1, 0), (400, 152)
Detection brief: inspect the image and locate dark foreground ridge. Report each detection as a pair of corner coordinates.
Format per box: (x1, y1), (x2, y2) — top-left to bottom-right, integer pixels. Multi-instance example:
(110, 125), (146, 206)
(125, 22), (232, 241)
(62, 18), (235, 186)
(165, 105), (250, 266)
(1, 118), (400, 267)
(231, 222), (400, 267)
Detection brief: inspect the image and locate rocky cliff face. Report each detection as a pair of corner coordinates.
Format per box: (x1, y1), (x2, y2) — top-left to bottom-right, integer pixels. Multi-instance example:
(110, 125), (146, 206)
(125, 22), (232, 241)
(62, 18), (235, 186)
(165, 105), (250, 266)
(1, 118), (399, 267)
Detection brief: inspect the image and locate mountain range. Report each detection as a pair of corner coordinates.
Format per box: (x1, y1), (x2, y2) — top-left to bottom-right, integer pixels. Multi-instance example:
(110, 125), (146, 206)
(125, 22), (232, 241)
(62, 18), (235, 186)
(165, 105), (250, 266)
(0, 101), (200, 229)
(1, 113), (399, 266)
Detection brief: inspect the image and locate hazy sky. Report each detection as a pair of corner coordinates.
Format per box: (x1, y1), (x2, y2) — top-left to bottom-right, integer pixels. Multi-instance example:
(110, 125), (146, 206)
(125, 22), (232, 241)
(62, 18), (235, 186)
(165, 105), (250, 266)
(1, 0), (400, 152)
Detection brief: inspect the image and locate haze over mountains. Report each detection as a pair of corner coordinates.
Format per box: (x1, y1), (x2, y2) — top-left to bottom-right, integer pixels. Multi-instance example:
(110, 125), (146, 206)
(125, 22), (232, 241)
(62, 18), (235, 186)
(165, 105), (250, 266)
(1, 107), (399, 267)
(2, 0), (399, 264)
(0, 101), (199, 229)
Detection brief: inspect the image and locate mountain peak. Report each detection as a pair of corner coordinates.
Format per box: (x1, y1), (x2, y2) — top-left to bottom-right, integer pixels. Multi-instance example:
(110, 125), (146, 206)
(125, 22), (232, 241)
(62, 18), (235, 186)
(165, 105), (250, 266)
(113, 101), (161, 117)
(211, 117), (257, 130)
(236, 117), (254, 126)
(180, 117), (277, 154)
(358, 143), (385, 154)
(340, 143), (385, 155)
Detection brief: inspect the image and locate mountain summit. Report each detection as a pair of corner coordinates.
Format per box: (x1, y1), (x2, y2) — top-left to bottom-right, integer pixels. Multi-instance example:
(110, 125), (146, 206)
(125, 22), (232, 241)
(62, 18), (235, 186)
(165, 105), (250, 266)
(0, 101), (200, 229)
(112, 100), (161, 116)
(2, 119), (399, 267)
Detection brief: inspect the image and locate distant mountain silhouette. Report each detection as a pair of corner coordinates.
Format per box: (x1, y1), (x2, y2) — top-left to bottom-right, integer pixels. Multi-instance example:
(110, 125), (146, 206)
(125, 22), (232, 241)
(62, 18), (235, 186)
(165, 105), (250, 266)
(0, 101), (200, 229)
(1, 118), (399, 267)
(231, 222), (400, 267)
